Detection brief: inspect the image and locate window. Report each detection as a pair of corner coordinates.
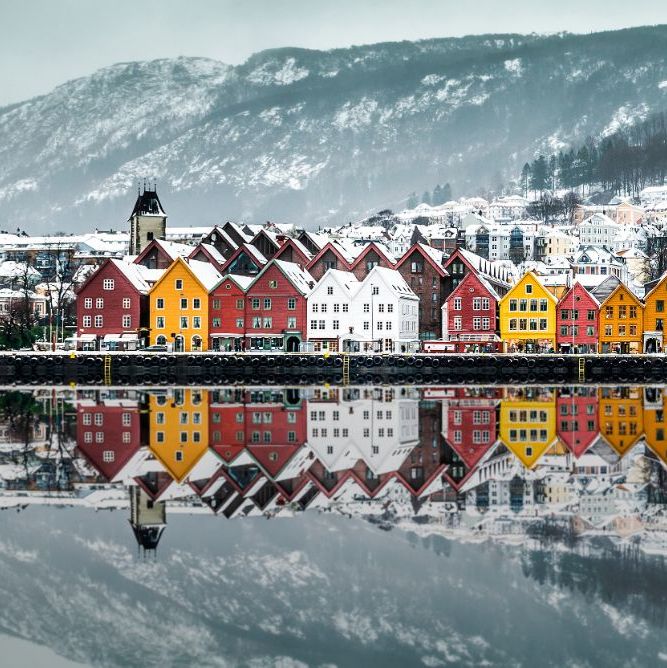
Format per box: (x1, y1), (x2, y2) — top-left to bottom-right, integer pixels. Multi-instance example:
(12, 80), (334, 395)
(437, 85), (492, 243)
(332, 319), (339, 330)
(363, 321), (369, 330)
(287, 316), (297, 329)
(180, 316), (188, 329)
(156, 298), (164, 309)
(251, 298), (260, 310)
(342, 304), (349, 312)
(234, 298), (243, 309)
(287, 297), (296, 310)
(561, 309), (569, 320)
(605, 324), (613, 336)
(264, 298), (272, 309)
(94, 315), (103, 327)
(363, 304), (369, 313)
(605, 306), (613, 319)
(95, 299), (103, 310)
(509, 299), (517, 312)
(263, 317), (272, 327)
(82, 315), (91, 327)
(525, 284), (532, 294)
(236, 318), (244, 328)
(122, 297), (131, 309)
(327, 286), (334, 295)
(95, 432), (104, 443)
(175, 279), (183, 290)
(587, 309), (596, 320)
(453, 297), (462, 310)
(156, 316), (165, 328)
(102, 451), (115, 463)
(122, 315), (131, 328)
(657, 300), (665, 313)
(269, 280), (278, 289)
(84, 432), (92, 443)
(453, 316), (462, 330)
(193, 316), (201, 329)
(372, 286), (379, 295)
(103, 278), (115, 290)
(473, 317), (481, 330)
(193, 298), (201, 309)
(253, 316), (262, 328)
(84, 297), (92, 308)
(180, 297), (188, 310)
(629, 306), (637, 319)
(212, 317), (221, 327)
(321, 304), (327, 313)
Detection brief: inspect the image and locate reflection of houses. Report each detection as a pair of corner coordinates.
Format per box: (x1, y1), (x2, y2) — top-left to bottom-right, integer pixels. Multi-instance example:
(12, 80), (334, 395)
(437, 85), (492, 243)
(598, 387), (643, 457)
(556, 387), (599, 458)
(129, 486), (166, 552)
(499, 388), (557, 468)
(148, 389), (209, 482)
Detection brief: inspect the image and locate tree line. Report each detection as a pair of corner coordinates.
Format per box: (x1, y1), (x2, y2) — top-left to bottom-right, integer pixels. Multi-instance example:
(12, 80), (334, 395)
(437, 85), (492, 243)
(406, 182), (453, 209)
(521, 111), (667, 197)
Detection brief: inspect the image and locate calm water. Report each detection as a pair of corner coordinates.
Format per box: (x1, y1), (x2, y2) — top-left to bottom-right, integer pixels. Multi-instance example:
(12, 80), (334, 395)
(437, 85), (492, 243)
(0, 385), (666, 667)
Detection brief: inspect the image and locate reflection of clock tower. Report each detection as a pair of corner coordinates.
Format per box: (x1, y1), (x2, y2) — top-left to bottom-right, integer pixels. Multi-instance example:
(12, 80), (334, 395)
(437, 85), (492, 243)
(129, 486), (166, 553)
(128, 184), (167, 256)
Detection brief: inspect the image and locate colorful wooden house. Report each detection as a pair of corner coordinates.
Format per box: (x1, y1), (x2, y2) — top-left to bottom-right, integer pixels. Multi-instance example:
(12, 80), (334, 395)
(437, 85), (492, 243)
(598, 283), (643, 353)
(499, 271), (558, 353)
(556, 282), (600, 353)
(208, 274), (253, 352)
(642, 272), (667, 353)
(148, 257), (222, 352)
(556, 387), (599, 458)
(643, 387), (667, 465)
(442, 271), (501, 352)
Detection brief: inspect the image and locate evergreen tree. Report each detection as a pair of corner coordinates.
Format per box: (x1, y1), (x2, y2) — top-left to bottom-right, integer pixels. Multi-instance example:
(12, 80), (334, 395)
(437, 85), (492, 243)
(432, 184), (445, 205)
(421, 190), (432, 206)
(530, 155), (549, 192)
(443, 182), (452, 201)
(407, 192), (418, 209)
(520, 163), (531, 198)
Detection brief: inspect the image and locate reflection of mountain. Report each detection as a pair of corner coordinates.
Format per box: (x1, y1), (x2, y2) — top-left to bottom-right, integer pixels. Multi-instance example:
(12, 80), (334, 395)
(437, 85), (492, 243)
(0, 509), (665, 668)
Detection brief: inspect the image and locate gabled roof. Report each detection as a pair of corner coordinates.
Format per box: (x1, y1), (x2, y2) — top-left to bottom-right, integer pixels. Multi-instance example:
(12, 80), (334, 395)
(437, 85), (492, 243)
(214, 273), (254, 292)
(247, 259), (315, 295)
(273, 237), (313, 265)
(557, 280), (601, 308)
(148, 257), (223, 295)
(76, 258), (152, 295)
(597, 280), (643, 307)
(307, 268), (360, 298)
(220, 243), (269, 273)
(361, 265), (418, 299)
(642, 271), (667, 303)
(133, 238), (191, 266)
(500, 270), (559, 304)
(444, 248), (514, 287)
(348, 241), (397, 270)
(306, 241), (354, 271)
(188, 243), (226, 270)
(590, 275), (622, 301)
(247, 444), (304, 478)
(444, 268), (500, 305)
(395, 242), (448, 277)
(251, 228), (281, 250)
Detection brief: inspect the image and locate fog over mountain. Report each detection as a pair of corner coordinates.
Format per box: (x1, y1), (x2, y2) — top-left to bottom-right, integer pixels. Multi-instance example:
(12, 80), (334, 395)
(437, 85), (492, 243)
(2, 25), (667, 232)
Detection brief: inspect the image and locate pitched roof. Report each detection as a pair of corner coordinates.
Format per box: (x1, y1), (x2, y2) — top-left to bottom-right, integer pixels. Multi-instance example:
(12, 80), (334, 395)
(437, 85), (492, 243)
(132, 238), (191, 266)
(186, 258), (224, 292)
(396, 242), (447, 277)
(189, 243), (226, 268)
(270, 259), (315, 295)
(128, 189), (165, 218)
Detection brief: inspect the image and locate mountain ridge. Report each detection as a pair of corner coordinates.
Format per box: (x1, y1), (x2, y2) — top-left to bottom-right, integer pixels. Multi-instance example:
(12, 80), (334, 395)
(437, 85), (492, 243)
(2, 25), (667, 232)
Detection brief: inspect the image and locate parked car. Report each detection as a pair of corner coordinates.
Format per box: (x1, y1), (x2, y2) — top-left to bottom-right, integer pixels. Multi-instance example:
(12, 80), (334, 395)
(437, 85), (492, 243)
(144, 344), (168, 352)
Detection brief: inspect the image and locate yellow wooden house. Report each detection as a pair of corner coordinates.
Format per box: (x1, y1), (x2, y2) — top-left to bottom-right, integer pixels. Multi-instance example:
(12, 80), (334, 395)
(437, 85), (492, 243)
(148, 257), (222, 352)
(499, 271), (558, 352)
(598, 387), (643, 457)
(642, 272), (667, 354)
(148, 389), (209, 482)
(598, 283), (643, 354)
(499, 389), (557, 468)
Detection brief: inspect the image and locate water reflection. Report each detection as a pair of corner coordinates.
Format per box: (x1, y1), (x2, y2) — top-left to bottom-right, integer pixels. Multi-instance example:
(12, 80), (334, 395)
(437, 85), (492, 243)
(0, 385), (664, 555)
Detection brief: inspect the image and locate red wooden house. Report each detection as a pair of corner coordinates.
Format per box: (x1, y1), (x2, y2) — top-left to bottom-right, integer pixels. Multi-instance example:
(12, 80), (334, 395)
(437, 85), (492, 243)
(199, 225), (239, 260)
(556, 282), (600, 353)
(188, 243), (226, 272)
(442, 247), (513, 300)
(349, 242), (396, 281)
(75, 259), (152, 351)
(272, 237), (313, 267)
(441, 271), (501, 351)
(244, 259), (314, 352)
(305, 241), (355, 281)
(395, 243), (448, 340)
(556, 387), (599, 458)
(76, 392), (142, 482)
(208, 274), (253, 351)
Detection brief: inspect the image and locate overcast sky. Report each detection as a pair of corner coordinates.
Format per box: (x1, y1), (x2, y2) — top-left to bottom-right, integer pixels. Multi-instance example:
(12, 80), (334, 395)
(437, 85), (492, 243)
(2, 0), (667, 106)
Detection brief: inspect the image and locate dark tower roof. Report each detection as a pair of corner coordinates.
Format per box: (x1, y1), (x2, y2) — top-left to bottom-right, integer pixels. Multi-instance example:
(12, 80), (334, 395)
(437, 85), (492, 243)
(130, 522), (166, 550)
(129, 188), (166, 219)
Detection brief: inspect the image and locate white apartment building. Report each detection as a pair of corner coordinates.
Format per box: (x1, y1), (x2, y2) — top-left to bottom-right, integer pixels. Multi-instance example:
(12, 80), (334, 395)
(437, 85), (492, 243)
(307, 266), (420, 353)
(578, 213), (622, 247)
(488, 195), (529, 222)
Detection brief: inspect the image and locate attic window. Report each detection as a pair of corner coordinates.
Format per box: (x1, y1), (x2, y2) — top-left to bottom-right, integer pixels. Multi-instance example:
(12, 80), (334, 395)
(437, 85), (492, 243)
(269, 280), (278, 289)
(525, 284), (533, 294)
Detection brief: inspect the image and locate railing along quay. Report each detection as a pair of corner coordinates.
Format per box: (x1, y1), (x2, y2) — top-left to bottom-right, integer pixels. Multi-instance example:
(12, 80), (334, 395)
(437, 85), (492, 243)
(0, 352), (665, 386)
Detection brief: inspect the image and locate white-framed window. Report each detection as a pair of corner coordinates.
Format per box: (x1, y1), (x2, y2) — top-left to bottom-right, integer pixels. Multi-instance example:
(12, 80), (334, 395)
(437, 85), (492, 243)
(122, 412), (131, 426)
(193, 316), (201, 329)
(287, 297), (296, 310)
(287, 316), (297, 329)
(122, 315), (131, 328)
(453, 316), (462, 330)
(264, 298), (272, 309)
(82, 413), (92, 425)
(94, 315), (103, 327)
(175, 279), (183, 290)
(94, 413), (103, 426)
(102, 450), (115, 462)
(82, 315), (91, 327)
(180, 297), (188, 309)
(103, 279), (115, 290)
(84, 297), (92, 308)
(95, 432), (104, 443)
(122, 297), (131, 309)
(156, 316), (165, 328)
(453, 297), (462, 310)
(193, 298), (201, 309)
(122, 432), (131, 443)
(180, 316), (188, 329)
(84, 431), (92, 443)
(156, 298), (165, 309)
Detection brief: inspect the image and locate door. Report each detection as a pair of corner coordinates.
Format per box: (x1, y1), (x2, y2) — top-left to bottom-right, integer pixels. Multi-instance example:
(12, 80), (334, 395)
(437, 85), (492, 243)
(286, 336), (300, 352)
(174, 335), (185, 352)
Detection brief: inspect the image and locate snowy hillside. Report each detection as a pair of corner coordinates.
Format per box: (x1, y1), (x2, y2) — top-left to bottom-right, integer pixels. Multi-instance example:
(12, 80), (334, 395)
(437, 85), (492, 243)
(3, 26), (667, 231)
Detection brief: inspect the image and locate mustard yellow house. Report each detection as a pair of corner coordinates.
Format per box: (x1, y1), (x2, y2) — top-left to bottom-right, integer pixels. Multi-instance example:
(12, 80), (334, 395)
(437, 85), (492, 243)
(499, 388), (557, 468)
(149, 257), (222, 352)
(499, 271), (558, 352)
(598, 283), (643, 354)
(598, 387), (643, 457)
(642, 387), (667, 464)
(149, 389), (209, 482)
(642, 272), (667, 353)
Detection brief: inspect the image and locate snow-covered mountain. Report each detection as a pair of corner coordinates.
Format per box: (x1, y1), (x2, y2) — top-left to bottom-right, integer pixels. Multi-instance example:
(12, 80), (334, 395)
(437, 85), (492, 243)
(3, 25), (667, 232)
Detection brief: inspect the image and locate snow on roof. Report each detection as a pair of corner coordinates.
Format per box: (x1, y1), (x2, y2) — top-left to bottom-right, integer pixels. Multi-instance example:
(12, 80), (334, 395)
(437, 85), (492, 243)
(416, 242), (445, 267)
(224, 274), (254, 290)
(194, 243), (226, 265)
(242, 243), (268, 265)
(110, 259), (153, 293)
(0, 261), (40, 278)
(271, 259), (315, 295)
(154, 239), (193, 260)
(185, 258), (223, 291)
(363, 265), (417, 298)
(456, 248), (514, 285)
(580, 212), (619, 227)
